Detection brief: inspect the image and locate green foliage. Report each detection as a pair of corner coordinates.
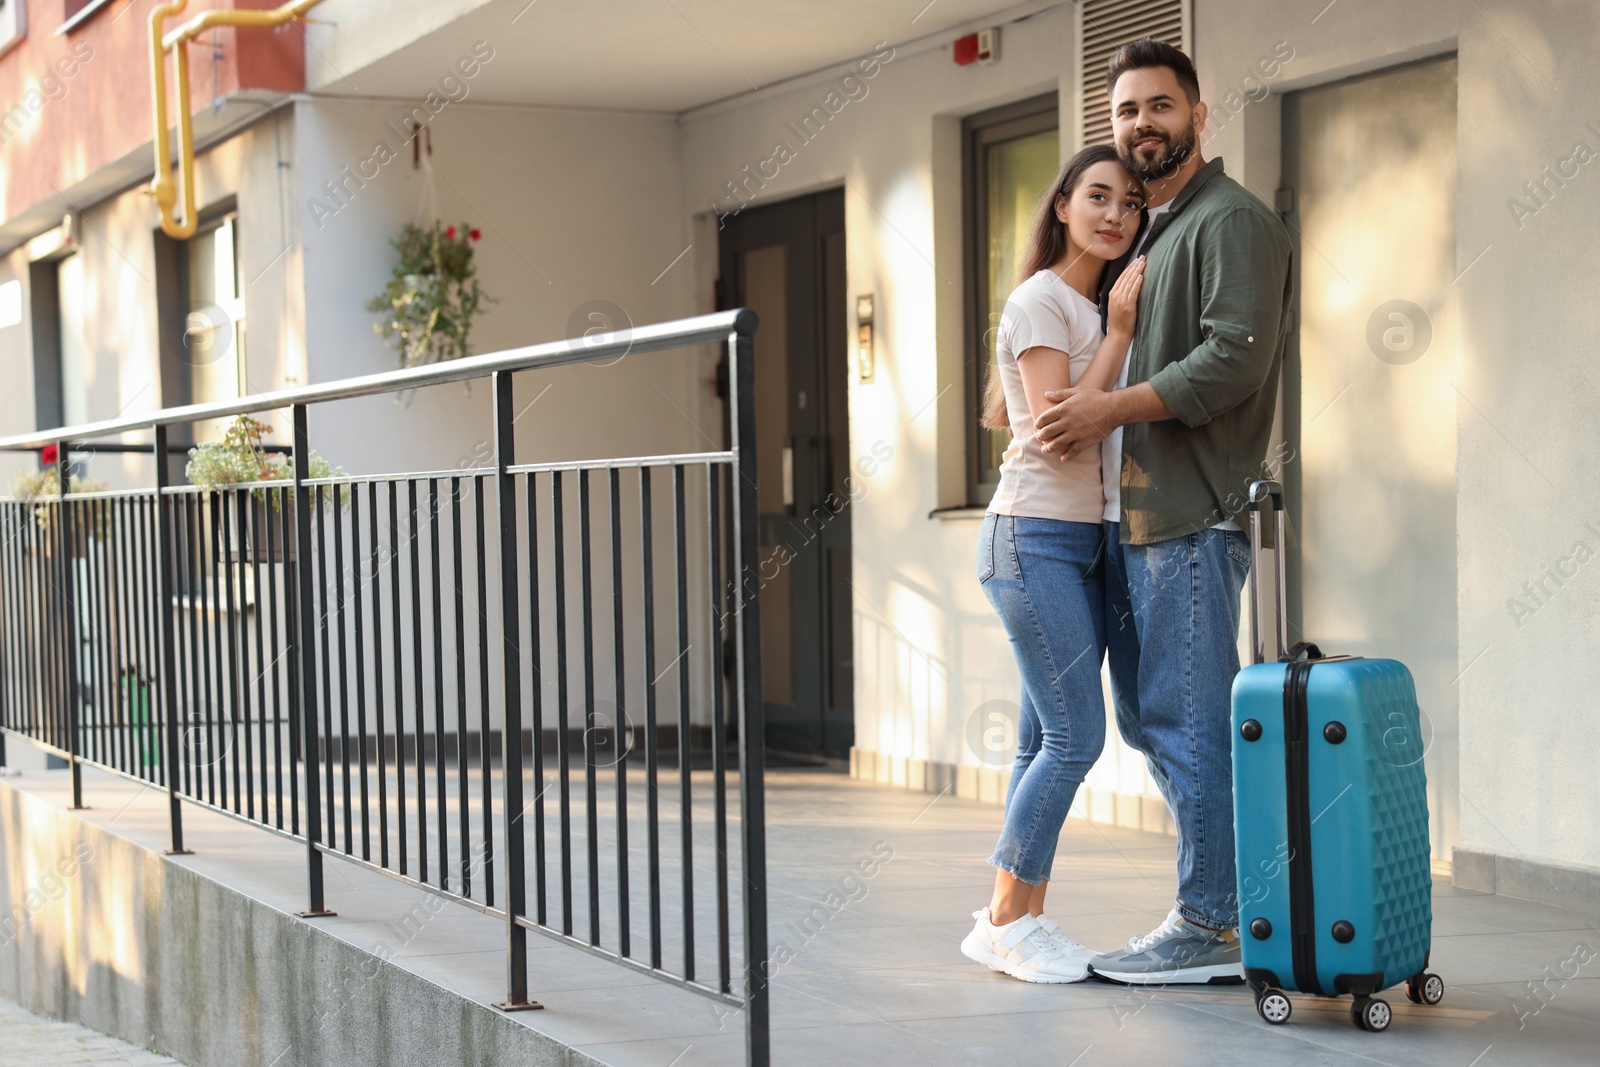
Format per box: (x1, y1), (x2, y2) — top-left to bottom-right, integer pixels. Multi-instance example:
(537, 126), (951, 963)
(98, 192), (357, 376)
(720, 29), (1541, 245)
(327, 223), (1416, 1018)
(9, 466), (109, 535)
(11, 466), (108, 500)
(365, 220), (495, 369)
(185, 415), (344, 509)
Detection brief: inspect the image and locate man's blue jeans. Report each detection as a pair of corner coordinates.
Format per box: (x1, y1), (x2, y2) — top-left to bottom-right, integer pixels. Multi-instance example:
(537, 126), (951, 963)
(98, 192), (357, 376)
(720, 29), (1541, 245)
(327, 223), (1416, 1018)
(978, 513), (1107, 886)
(1103, 520), (1251, 930)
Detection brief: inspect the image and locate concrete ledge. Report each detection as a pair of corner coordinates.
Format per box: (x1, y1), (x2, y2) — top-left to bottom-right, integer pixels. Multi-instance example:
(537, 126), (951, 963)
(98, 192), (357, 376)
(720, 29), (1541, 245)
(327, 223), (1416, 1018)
(0, 778), (583, 1067)
(1452, 847), (1600, 915)
(848, 746), (1175, 836)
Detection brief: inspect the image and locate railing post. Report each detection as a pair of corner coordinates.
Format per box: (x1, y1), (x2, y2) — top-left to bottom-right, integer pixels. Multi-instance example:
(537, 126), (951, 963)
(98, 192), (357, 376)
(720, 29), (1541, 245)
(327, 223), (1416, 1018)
(492, 370), (541, 1012)
(727, 317), (769, 1067)
(152, 425), (192, 855)
(57, 439), (84, 809)
(291, 404), (335, 918)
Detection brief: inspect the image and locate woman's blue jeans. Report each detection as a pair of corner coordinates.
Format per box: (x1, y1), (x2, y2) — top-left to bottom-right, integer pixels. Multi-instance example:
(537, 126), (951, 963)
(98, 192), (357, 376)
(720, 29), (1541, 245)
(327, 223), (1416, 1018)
(977, 513), (1107, 886)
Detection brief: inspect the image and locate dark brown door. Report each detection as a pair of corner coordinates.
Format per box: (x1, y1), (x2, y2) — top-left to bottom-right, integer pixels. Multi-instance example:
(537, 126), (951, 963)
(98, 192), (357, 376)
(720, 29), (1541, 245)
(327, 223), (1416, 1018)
(718, 189), (852, 762)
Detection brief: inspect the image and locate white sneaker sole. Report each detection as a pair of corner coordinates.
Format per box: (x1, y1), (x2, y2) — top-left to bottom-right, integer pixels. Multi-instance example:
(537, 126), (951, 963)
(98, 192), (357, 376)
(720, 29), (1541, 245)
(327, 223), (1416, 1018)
(1088, 961), (1244, 985)
(1004, 962), (1091, 984)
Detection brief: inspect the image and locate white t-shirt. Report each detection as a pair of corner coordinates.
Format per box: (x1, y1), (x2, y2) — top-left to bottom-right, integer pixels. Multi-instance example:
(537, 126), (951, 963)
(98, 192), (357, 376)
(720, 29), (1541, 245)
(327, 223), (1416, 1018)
(1101, 201), (1238, 532)
(986, 269), (1106, 524)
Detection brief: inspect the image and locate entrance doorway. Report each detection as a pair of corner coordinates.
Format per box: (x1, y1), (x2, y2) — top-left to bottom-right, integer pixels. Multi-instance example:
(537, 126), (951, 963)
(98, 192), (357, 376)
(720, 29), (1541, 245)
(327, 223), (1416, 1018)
(717, 189), (853, 763)
(1282, 56), (1460, 859)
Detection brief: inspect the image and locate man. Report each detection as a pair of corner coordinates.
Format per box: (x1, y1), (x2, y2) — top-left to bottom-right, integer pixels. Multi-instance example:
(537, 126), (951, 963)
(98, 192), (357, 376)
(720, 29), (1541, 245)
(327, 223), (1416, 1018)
(1032, 38), (1292, 984)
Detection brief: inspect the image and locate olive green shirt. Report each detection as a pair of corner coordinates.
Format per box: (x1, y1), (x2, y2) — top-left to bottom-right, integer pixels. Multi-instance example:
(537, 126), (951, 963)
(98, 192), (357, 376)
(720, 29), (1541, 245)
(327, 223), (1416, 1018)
(1099, 157), (1294, 546)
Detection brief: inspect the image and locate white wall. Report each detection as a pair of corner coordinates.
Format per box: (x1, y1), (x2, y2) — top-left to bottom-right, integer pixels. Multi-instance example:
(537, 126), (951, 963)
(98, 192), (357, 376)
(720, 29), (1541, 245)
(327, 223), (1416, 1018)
(677, 0), (1600, 882)
(0, 110), (300, 492)
(292, 97), (725, 732)
(1194, 0), (1600, 880)
(677, 8), (1179, 815)
(0, 250), (40, 488)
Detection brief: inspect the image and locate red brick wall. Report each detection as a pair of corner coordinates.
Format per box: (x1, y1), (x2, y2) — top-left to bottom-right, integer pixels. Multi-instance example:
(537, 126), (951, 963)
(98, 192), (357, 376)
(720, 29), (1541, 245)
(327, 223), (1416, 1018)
(0, 0), (306, 224)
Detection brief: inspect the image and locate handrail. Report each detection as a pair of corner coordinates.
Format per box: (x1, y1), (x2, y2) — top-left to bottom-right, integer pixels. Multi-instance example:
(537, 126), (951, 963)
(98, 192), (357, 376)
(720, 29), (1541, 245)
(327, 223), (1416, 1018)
(0, 307), (770, 1060)
(0, 309), (757, 451)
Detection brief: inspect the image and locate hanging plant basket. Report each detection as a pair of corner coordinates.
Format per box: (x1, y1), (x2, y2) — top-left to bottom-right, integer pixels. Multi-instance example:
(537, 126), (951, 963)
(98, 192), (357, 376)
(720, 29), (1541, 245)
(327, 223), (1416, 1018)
(11, 455), (108, 557)
(185, 415), (344, 565)
(222, 491), (297, 565)
(367, 221), (495, 373)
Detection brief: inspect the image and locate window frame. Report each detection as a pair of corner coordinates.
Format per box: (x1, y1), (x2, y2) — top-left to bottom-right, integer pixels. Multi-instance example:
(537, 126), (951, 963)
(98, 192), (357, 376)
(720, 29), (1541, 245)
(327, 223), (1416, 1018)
(962, 92), (1060, 506)
(57, 0), (114, 37)
(0, 0), (26, 60)
(162, 198), (245, 411)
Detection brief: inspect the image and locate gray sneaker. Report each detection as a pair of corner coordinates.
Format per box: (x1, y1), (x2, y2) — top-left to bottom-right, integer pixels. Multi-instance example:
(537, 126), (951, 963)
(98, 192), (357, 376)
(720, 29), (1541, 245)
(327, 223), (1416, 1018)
(1088, 908), (1244, 985)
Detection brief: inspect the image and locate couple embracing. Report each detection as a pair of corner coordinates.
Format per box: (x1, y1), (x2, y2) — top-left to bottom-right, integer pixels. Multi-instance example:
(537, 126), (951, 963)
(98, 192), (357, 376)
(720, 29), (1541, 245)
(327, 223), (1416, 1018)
(962, 38), (1293, 985)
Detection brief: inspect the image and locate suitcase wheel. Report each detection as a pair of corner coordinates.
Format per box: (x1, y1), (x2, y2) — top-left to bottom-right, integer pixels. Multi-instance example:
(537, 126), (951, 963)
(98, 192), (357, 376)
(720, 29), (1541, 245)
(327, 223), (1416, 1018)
(1255, 988), (1292, 1025)
(1351, 995), (1391, 1032)
(1405, 972), (1445, 1006)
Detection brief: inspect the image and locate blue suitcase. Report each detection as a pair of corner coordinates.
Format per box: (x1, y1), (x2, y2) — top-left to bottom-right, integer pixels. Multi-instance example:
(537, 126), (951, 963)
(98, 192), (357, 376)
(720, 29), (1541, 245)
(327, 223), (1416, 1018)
(1230, 481), (1444, 1032)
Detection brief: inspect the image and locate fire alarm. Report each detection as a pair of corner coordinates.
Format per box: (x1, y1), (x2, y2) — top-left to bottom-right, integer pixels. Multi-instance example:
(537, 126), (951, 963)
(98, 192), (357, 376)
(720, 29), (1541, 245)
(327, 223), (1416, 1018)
(953, 28), (1000, 66)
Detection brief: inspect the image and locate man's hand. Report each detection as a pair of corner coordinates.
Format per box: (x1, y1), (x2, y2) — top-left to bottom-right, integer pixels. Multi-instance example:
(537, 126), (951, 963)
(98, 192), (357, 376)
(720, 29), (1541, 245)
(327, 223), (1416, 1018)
(1034, 386), (1118, 461)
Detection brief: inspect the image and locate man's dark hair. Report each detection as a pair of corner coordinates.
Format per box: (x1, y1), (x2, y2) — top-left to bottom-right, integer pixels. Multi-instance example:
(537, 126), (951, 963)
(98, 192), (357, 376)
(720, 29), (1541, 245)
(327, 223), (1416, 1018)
(1105, 38), (1201, 106)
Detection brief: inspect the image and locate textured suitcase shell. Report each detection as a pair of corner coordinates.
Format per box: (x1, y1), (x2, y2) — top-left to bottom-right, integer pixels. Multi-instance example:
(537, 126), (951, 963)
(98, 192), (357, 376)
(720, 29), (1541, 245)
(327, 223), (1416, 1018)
(1232, 656), (1432, 996)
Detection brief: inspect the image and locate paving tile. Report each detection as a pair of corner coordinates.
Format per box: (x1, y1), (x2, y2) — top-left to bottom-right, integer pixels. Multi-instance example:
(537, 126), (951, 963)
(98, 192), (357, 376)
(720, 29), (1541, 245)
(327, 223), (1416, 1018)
(6, 761), (1599, 1067)
(0, 997), (186, 1066)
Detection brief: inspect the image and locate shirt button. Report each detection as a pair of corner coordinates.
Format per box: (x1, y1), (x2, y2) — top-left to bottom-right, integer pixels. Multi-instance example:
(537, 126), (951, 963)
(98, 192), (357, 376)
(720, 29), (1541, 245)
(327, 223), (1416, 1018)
(1247, 335), (1254, 343)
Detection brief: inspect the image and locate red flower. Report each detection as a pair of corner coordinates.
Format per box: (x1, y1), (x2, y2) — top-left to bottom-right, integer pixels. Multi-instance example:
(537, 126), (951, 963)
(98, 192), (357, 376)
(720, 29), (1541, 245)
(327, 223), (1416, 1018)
(469, 228), (481, 241)
(40, 444), (58, 465)
(446, 225), (456, 240)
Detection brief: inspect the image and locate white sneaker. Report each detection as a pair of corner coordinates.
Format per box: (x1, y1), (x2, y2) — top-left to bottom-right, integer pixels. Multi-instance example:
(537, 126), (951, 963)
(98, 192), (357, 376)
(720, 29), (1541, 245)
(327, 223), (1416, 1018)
(1036, 914), (1097, 968)
(960, 908), (1091, 984)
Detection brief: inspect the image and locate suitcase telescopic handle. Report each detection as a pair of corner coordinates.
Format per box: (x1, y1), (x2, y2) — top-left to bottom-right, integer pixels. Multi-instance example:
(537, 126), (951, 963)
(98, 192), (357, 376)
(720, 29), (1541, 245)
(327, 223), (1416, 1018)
(1246, 480), (1290, 665)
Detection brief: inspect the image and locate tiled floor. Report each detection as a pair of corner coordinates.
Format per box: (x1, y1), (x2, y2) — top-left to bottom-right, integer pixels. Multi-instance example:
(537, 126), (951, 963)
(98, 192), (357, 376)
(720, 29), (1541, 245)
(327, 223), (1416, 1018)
(0, 995), (185, 1066)
(4, 757), (1598, 1066)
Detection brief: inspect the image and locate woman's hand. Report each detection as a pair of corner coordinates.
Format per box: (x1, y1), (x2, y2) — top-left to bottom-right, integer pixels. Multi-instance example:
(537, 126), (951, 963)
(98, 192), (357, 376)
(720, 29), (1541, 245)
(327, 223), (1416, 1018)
(1106, 256), (1145, 340)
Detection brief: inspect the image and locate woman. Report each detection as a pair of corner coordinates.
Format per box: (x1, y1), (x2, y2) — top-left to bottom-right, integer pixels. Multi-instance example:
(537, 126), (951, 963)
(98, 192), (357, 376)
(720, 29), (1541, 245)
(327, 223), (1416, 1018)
(960, 144), (1146, 983)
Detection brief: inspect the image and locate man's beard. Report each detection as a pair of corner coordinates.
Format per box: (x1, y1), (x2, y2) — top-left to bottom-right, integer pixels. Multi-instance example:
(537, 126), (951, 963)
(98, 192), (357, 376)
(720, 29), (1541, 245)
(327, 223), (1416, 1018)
(1119, 121), (1197, 181)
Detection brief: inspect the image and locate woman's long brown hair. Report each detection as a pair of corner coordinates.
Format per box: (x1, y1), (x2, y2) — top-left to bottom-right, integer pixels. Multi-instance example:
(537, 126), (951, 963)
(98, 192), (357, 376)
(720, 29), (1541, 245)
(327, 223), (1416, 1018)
(979, 144), (1134, 431)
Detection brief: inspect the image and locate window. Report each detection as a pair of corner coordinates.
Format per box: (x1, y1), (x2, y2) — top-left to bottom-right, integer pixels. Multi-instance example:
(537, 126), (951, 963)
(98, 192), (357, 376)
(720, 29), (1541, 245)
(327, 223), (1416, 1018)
(0, 1), (24, 58)
(57, 250), (87, 425)
(58, 0), (115, 36)
(963, 93), (1059, 505)
(183, 211), (247, 442)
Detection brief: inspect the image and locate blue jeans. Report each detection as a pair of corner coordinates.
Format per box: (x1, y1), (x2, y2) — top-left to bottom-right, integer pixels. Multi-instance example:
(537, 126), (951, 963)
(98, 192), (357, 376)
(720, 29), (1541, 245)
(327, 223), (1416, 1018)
(977, 513), (1107, 885)
(1103, 520), (1251, 930)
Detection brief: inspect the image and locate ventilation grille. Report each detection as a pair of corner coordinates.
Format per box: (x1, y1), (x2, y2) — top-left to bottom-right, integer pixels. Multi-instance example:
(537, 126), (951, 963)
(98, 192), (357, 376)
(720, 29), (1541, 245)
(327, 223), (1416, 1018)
(1079, 0), (1187, 146)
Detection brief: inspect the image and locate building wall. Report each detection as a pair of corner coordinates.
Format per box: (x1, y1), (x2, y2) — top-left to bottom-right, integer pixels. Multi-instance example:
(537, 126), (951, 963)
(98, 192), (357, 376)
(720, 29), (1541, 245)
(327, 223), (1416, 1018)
(3, 88), (728, 736)
(0, 0), (305, 230)
(1193, 0), (1600, 887)
(678, 0), (1600, 882)
(5, 0), (1597, 883)
(291, 96), (724, 731)
(0, 108), (299, 492)
(676, 7), (1184, 822)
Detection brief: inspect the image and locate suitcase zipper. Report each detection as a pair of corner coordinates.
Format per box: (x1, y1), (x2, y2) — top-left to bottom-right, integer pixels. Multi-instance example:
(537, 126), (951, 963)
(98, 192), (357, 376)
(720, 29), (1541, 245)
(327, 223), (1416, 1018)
(1283, 659), (1322, 995)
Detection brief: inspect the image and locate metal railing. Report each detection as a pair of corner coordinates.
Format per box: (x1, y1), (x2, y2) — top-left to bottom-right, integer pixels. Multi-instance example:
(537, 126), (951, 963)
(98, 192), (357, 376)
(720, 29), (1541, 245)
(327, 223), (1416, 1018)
(0, 309), (769, 1065)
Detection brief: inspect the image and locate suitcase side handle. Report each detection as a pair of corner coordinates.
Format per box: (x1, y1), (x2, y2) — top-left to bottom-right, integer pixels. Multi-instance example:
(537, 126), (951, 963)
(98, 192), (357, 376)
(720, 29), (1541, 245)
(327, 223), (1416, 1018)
(1246, 480), (1289, 665)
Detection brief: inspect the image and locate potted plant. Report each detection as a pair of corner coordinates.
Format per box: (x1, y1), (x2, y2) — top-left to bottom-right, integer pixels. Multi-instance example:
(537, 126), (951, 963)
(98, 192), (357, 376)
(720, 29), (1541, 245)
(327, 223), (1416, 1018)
(184, 415), (345, 563)
(366, 220), (495, 374)
(10, 448), (109, 557)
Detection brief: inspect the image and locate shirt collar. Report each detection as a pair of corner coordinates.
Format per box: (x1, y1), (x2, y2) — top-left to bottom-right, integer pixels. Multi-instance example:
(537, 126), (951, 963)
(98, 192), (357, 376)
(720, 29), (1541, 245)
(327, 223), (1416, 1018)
(1158, 156), (1225, 217)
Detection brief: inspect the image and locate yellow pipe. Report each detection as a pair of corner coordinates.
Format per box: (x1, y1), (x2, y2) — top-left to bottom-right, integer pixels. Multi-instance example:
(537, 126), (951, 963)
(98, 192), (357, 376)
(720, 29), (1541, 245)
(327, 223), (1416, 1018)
(149, 0), (328, 239)
(163, 0), (327, 50)
(148, 1), (190, 237)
